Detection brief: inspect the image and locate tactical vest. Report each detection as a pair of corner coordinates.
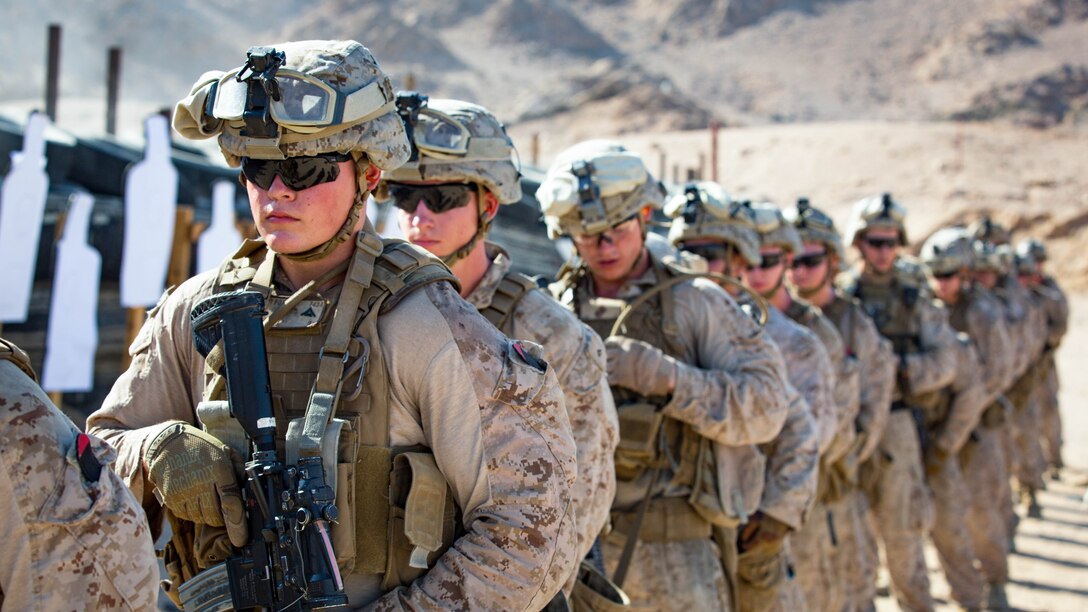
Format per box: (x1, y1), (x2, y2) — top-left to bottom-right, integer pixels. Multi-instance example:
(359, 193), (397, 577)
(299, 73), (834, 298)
(199, 232), (461, 590)
(0, 338), (36, 381)
(556, 256), (734, 529)
(478, 271), (538, 335)
(822, 294), (860, 358)
(848, 275), (945, 416)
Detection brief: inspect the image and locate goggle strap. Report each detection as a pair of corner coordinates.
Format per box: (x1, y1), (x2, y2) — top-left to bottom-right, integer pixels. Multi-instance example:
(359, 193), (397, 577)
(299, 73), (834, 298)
(276, 100), (396, 143)
(342, 81), (394, 125)
(417, 137), (512, 162)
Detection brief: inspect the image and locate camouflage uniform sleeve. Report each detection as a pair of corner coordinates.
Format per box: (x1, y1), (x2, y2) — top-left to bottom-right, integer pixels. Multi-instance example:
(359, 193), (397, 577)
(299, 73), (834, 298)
(1044, 278), (1069, 346)
(932, 336), (987, 455)
(660, 279), (791, 446)
(0, 361), (159, 610)
(371, 282), (578, 611)
(766, 311), (837, 454)
(901, 299), (958, 396)
(853, 314), (895, 462)
(966, 296), (1014, 406)
(758, 383), (820, 530)
(86, 273), (215, 514)
(512, 291), (618, 568)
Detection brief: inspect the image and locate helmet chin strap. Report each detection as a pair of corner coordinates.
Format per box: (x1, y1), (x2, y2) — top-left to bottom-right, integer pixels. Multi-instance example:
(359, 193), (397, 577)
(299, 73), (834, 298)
(441, 184), (492, 268)
(759, 268), (786, 300)
(275, 157), (370, 263)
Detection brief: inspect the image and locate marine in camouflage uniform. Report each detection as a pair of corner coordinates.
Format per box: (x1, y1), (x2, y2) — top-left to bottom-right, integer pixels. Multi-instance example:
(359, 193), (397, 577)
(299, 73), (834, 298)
(970, 220), (1049, 520)
(0, 338), (159, 611)
(539, 152), (792, 611)
(785, 199), (896, 612)
(667, 185), (817, 612)
(383, 98), (618, 598)
(88, 40), (578, 610)
(744, 201), (857, 612)
(1016, 239), (1068, 478)
(839, 193), (961, 612)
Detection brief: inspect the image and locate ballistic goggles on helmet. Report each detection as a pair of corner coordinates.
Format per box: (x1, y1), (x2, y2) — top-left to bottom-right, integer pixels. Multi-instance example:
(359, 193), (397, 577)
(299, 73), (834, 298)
(241, 152), (353, 190)
(396, 92), (512, 162)
(205, 54), (393, 135)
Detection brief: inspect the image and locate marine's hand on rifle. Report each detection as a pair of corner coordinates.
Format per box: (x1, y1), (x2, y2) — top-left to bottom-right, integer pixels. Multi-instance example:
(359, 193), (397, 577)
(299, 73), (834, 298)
(146, 421), (249, 547)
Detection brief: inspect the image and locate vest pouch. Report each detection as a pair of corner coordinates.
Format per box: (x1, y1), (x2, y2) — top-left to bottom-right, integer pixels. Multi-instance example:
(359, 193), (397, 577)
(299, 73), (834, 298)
(614, 401), (664, 482)
(285, 417), (372, 574)
(688, 437), (740, 528)
(381, 451), (459, 591)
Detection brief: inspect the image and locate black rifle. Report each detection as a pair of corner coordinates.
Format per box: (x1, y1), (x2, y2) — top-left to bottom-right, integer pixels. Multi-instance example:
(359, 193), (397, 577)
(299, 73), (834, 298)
(191, 290), (346, 611)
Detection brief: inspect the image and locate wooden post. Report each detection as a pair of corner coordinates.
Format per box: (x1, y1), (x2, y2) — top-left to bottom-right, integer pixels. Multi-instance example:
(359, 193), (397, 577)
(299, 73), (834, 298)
(106, 47), (122, 136)
(530, 132), (540, 167)
(710, 120), (720, 182)
(45, 25), (61, 121)
(672, 163), (680, 185)
(697, 152), (706, 180)
(404, 72), (416, 90)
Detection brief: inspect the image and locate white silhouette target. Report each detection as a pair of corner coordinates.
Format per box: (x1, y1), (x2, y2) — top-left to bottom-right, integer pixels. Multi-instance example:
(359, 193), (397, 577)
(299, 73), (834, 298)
(0, 112), (50, 322)
(197, 180), (243, 274)
(120, 114), (178, 307)
(42, 192), (101, 392)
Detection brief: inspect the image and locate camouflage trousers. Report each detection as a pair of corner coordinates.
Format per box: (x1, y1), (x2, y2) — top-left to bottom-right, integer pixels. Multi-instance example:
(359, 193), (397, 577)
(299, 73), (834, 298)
(959, 426), (1011, 586)
(735, 536), (805, 612)
(791, 500), (842, 612)
(863, 411), (935, 612)
(603, 537), (732, 611)
(926, 450), (986, 610)
(1039, 360), (1063, 470)
(1010, 385), (1047, 492)
(826, 489), (874, 612)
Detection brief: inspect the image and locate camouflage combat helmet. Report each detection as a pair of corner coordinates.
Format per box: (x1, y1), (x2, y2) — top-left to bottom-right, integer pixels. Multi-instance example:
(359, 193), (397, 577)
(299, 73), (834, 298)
(921, 227), (974, 276)
(665, 181), (762, 265)
(536, 140), (666, 239)
(971, 239), (1005, 273)
(377, 96), (520, 265)
(173, 40), (409, 262)
(750, 202), (803, 255)
(1016, 238), (1047, 263)
(1014, 250), (1037, 276)
(784, 197), (846, 263)
(845, 192), (908, 246)
(967, 216), (1011, 246)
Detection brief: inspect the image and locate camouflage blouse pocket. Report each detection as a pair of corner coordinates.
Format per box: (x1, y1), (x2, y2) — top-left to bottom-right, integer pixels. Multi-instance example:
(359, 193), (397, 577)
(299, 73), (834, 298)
(30, 434), (158, 611)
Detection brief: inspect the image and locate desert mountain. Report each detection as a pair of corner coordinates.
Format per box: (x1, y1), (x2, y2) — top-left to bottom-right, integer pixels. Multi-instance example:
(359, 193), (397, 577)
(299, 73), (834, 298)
(2, 0), (1085, 143)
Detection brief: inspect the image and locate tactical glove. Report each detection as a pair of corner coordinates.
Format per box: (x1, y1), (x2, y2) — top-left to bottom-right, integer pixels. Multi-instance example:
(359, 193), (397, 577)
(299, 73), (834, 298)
(604, 336), (678, 397)
(738, 511), (791, 554)
(145, 421), (248, 547)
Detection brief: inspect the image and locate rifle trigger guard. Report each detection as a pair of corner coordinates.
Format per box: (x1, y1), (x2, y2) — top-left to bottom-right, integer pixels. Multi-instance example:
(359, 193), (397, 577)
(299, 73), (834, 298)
(342, 336), (370, 402)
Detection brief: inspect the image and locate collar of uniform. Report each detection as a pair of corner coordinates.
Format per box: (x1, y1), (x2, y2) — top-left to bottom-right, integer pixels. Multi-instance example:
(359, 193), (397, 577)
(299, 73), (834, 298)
(859, 267), (895, 286)
(466, 241), (514, 311)
(270, 262), (343, 305)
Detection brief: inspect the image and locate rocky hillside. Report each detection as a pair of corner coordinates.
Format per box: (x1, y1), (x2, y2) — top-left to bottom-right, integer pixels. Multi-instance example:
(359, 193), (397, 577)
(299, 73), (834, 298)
(2, 0), (1086, 141)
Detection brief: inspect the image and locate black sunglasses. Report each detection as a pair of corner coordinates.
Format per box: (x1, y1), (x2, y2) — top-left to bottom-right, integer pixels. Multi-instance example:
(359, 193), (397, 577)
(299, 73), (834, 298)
(932, 270), (959, 280)
(750, 253), (785, 270)
(863, 237), (899, 250)
(241, 152), (353, 191)
(388, 183), (475, 214)
(680, 243), (731, 262)
(791, 251), (828, 269)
